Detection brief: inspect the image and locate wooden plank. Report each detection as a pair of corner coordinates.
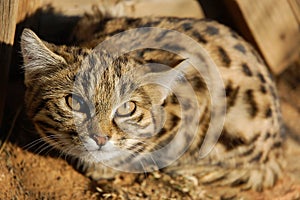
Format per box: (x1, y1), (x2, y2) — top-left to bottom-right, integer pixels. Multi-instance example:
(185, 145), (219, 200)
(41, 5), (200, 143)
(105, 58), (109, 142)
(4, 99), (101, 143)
(41, 0), (204, 18)
(129, 0), (204, 18)
(0, 0), (19, 127)
(225, 0), (300, 74)
(17, 0), (41, 23)
(288, 0), (300, 24)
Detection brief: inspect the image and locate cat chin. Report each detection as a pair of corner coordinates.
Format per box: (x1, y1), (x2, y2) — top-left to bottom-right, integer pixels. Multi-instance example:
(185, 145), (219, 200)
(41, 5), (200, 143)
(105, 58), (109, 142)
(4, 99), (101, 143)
(83, 137), (102, 151)
(81, 141), (123, 163)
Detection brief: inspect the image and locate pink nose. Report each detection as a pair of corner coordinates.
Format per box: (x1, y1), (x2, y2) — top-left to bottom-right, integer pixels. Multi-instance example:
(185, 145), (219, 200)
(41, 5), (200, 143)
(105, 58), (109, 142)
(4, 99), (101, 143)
(90, 134), (109, 147)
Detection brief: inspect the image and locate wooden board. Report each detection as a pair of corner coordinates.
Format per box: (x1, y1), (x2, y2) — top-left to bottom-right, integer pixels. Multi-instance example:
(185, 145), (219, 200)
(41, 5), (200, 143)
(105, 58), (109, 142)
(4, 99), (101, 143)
(225, 0), (300, 74)
(0, 0), (19, 127)
(0, 0), (41, 127)
(289, 0), (300, 24)
(17, 0), (41, 23)
(41, 0), (204, 18)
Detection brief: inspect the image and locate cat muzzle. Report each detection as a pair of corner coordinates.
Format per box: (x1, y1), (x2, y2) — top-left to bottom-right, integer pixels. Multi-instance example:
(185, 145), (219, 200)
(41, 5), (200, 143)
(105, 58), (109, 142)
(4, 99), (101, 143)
(90, 134), (109, 147)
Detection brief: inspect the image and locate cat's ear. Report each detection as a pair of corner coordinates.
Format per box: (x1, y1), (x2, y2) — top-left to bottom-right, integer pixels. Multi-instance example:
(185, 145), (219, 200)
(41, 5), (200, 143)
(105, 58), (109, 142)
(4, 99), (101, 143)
(21, 29), (66, 84)
(144, 60), (190, 105)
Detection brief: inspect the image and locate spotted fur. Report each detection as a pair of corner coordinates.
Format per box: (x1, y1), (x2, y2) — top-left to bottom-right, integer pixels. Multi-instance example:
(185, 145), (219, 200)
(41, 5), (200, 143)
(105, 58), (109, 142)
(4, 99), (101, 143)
(21, 16), (283, 191)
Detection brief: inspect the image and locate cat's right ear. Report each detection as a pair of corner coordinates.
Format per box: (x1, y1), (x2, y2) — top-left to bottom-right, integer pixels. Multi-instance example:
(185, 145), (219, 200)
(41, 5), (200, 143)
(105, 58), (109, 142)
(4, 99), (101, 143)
(21, 29), (66, 85)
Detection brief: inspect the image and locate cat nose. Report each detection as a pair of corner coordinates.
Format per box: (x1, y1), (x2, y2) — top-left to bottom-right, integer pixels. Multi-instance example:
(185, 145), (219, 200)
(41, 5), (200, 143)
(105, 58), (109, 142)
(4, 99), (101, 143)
(90, 134), (109, 147)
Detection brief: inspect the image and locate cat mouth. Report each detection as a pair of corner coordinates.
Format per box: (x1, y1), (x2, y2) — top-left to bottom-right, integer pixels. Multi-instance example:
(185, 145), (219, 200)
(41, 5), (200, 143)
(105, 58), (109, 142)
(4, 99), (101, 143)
(84, 139), (114, 151)
(83, 141), (123, 161)
(88, 148), (123, 162)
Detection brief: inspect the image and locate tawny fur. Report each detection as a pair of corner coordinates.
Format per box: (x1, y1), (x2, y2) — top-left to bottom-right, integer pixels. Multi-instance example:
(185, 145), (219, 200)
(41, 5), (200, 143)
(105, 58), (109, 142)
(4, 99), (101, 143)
(21, 16), (283, 191)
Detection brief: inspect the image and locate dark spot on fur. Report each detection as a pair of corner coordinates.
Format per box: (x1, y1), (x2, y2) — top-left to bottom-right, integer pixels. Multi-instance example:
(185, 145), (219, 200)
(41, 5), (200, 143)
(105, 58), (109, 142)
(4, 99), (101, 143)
(250, 134), (260, 143)
(142, 20), (161, 27)
(136, 113), (144, 122)
(182, 22), (193, 31)
(257, 73), (266, 83)
(218, 46), (231, 67)
(156, 128), (167, 137)
(273, 141), (282, 148)
(242, 63), (253, 76)
(264, 132), (271, 140)
(205, 25), (219, 35)
(191, 76), (205, 90)
(162, 44), (186, 52)
(161, 99), (167, 107)
(126, 18), (141, 25)
(191, 31), (207, 44)
(260, 85), (267, 94)
(265, 107), (273, 118)
(231, 178), (248, 187)
(170, 113), (180, 128)
(199, 107), (209, 125)
(155, 30), (169, 42)
(156, 130), (177, 148)
(263, 156), (269, 163)
(219, 129), (246, 150)
(170, 95), (179, 104)
(225, 81), (240, 109)
(127, 141), (144, 151)
(250, 152), (263, 162)
(242, 147), (254, 156)
(234, 43), (247, 54)
(244, 89), (258, 118)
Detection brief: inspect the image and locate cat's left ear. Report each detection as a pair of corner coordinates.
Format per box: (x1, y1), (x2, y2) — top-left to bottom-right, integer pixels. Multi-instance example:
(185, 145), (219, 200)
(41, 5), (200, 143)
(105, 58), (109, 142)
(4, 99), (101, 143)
(21, 28), (66, 67)
(21, 29), (67, 85)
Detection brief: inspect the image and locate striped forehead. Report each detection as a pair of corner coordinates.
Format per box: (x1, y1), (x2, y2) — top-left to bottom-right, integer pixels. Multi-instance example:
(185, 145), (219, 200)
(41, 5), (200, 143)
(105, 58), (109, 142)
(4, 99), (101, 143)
(71, 53), (135, 111)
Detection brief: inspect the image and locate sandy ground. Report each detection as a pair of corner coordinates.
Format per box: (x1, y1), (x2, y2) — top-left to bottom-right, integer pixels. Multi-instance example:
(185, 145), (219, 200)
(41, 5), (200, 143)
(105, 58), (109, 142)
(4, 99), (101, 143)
(1, 1), (300, 199)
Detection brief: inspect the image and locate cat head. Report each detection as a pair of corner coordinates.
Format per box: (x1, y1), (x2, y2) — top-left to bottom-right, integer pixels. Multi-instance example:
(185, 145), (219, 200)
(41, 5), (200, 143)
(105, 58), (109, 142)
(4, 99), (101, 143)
(21, 29), (199, 171)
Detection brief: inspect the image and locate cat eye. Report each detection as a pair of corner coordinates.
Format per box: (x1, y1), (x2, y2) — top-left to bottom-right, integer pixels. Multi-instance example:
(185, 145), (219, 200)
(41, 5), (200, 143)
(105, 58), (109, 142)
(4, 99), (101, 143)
(66, 94), (88, 113)
(116, 101), (136, 117)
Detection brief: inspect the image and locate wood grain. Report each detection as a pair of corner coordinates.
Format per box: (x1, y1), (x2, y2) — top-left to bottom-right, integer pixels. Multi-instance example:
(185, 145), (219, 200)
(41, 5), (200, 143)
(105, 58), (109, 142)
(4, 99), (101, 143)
(0, 0), (19, 127)
(17, 0), (41, 23)
(225, 0), (300, 74)
(40, 0), (203, 18)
